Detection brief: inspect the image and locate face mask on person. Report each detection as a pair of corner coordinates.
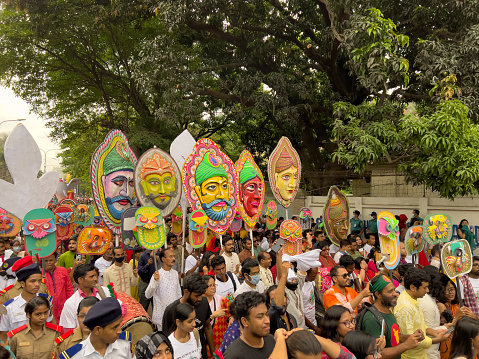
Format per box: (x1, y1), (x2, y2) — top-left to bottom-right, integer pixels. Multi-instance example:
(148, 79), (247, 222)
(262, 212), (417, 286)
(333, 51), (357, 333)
(12, 246), (21, 253)
(286, 282), (298, 291)
(248, 274), (261, 285)
(115, 256), (125, 263)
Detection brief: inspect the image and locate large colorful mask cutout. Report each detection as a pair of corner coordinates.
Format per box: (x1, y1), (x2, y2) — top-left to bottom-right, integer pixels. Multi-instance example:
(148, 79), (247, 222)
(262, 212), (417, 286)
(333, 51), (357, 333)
(121, 206), (140, 250)
(77, 227), (113, 255)
(268, 137), (301, 208)
(91, 130), (137, 235)
(323, 187), (349, 246)
(441, 239), (472, 279)
(280, 220), (302, 256)
(54, 204), (75, 241)
(135, 207), (165, 250)
(265, 201), (278, 230)
(135, 148), (181, 217)
(378, 211), (400, 270)
(299, 207), (312, 231)
(423, 214), (452, 245)
(0, 209), (21, 238)
(183, 138), (238, 234)
(74, 204), (95, 226)
(404, 225), (425, 256)
(189, 209), (208, 248)
(235, 151), (265, 228)
(24, 208), (57, 258)
(230, 211), (243, 233)
(171, 207), (183, 236)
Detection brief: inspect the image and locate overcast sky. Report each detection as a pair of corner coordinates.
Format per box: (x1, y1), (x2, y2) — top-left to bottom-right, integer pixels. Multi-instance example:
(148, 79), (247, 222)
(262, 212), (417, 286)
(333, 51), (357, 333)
(0, 86), (62, 172)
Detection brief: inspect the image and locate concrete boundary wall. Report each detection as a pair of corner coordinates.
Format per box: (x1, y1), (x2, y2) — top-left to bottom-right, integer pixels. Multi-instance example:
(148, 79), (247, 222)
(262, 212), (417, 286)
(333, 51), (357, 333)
(305, 195), (479, 245)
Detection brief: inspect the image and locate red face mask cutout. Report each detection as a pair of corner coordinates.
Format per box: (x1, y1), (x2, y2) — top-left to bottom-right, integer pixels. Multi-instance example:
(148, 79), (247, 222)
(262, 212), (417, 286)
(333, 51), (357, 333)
(239, 177), (263, 218)
(280, 220), (302, 256)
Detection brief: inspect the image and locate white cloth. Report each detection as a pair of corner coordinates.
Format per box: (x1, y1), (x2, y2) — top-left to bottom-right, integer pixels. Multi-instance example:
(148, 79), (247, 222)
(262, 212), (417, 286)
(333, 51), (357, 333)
(215, 274), (240, 302)
(302, 281), (316, 326)
(67, 335), (133, 359)
(260, 237), (270, 251)
(168, 331), (202, 359)
(59, 286), (111, 329)
(184, 254), (202, 274)
(282, 250), (321, 271)
(0, 276), (16, 291)
(0, 293), (53, 332)
(145, 267), (182, 329)
(0, 250), (13, 266)
(430, 258), (441, 269)
(329, 244), (340, 254)
(259, 266), (274, 290)
(94, 257), (112, 285)
(221, 252), (240, 273)
(363, 244), (373, 257)
(418, 294), (443, 359)
(460, 277), (479, 303)
(234, 281), (265, 298)
(333, 251), (345, 263)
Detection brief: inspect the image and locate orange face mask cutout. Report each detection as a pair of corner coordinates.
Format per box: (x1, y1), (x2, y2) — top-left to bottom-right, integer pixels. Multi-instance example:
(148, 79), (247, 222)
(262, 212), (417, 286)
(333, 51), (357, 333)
(280, 220), (302, 256)
(77, 227), (113, 255)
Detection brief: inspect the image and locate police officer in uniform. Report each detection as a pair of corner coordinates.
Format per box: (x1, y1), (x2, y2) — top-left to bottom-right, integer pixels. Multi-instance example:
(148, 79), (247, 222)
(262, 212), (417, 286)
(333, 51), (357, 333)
(0, 257), (54, 342)
(53, 296), (99, 358)
(8, 295), (62, 359)
(58, 297), (133, 359)
(0, 256), (48, 304)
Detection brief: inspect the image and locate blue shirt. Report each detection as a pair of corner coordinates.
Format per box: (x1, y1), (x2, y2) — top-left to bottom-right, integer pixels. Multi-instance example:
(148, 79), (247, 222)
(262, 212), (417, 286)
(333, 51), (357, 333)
(138, 250), (160, 282)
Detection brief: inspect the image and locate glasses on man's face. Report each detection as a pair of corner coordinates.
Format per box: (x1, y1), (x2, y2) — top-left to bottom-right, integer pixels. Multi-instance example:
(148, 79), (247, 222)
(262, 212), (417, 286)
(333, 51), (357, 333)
(335, 273), (349, 279)
(339, 318), (356, 328)
(368, 345), (381, 359)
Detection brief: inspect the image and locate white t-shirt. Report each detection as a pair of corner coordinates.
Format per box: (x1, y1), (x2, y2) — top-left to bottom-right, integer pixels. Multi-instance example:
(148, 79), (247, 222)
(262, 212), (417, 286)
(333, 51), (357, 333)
(333, 251), (345, 263)
(168, 331), (202, 359)
(185, 254), (202, 274)
(329, 244), (340, 254)
(234, 280), (265, 298)
(215, 274), (240, 301)
(302, 281), (316, 326)
(95, 256), (112, 285)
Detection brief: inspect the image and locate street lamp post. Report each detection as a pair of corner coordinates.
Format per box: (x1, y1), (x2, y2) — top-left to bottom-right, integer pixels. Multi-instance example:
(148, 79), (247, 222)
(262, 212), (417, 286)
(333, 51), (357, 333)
(0, 119), (26, 126)
(40, 149), (62, 173)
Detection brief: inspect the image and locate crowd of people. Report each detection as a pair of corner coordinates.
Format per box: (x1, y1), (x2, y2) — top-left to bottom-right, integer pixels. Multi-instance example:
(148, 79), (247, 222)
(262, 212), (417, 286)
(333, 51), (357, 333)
(0, 209), (477, 359)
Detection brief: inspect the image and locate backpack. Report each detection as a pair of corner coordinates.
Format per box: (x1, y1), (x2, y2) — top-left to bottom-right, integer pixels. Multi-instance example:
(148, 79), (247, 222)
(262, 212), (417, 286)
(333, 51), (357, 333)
(355, 303), (390, 340)
(226, 271), (237, 292)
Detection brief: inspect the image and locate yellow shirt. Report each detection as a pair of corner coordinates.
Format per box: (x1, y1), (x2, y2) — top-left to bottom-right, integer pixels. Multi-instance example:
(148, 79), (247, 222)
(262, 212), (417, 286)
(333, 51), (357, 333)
(9, 322), (61, 359)
(394, 290), (432, 359)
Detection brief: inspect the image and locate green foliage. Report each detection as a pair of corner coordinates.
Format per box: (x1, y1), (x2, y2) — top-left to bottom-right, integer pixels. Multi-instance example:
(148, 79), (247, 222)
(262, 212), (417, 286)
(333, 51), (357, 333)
(1, 0), (479, 197)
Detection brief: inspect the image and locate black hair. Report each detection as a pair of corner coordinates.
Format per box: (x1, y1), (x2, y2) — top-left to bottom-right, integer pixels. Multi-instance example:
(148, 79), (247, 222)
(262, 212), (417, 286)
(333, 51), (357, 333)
(368, 232), (376, 239)
(302, 229), (312, 238)
(265, 285), (278, 303)
(184, 272), (208, 294)
(436, 274), (459, 305)
(342, 331), (376, 359)
(339, 255), (355, 268)
(314, 231), (323, 237)
(330, 265), (345, 284)
(258, 251), (270, 262)
(159, 247), (174, 262)
(252, 231), (260, 240)
(69, 237), (77, 243)
(73, 263), (98, 284)
(422, 265), (439, 278)
(431, 244), (441, 257)
(174, 302), (195, 323)
(459, 219), (468, 228)
(77, 296), (100, 314)
(222, 235), (233, 246)
(319, 305), (349, 342)
(203, 274), (215, 284)
(25, 295), (50, 316)
(404, 266), (430, 290)
(242, 237), (252, 245)
(339, 239), (350, 248)
(199, 251), (216, 271)
(230, 291), (267, 328)
(397, 263), (414, 278)
(113, 246), (123, 254)
(413, 209), (420, 216)
(242, 257), (259, 276)
(166, 232), (177, 245)
(0, 346), (10, 359)
(278, 217), (284, 221)
(210, 255), (226, 270)
(354, 256), (366, 270)
(286, 330), (322, 359)
(473, 256), (479, 262)
(428, 274), (443, 299)
(449, 317), (479, 359)
(318, 241), (331, 251)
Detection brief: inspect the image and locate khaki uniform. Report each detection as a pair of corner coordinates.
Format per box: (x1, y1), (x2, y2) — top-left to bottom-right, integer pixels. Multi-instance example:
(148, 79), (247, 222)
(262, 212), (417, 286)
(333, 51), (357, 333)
(53, 326), (84, 358)
(8, 322), (61, 359)
(0, 280), (48, 304)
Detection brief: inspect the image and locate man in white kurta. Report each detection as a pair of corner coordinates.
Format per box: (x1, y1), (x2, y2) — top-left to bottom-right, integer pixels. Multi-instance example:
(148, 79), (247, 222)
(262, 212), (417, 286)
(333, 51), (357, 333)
(145, 248), (181, 329)
(103, 247), (138, 296)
